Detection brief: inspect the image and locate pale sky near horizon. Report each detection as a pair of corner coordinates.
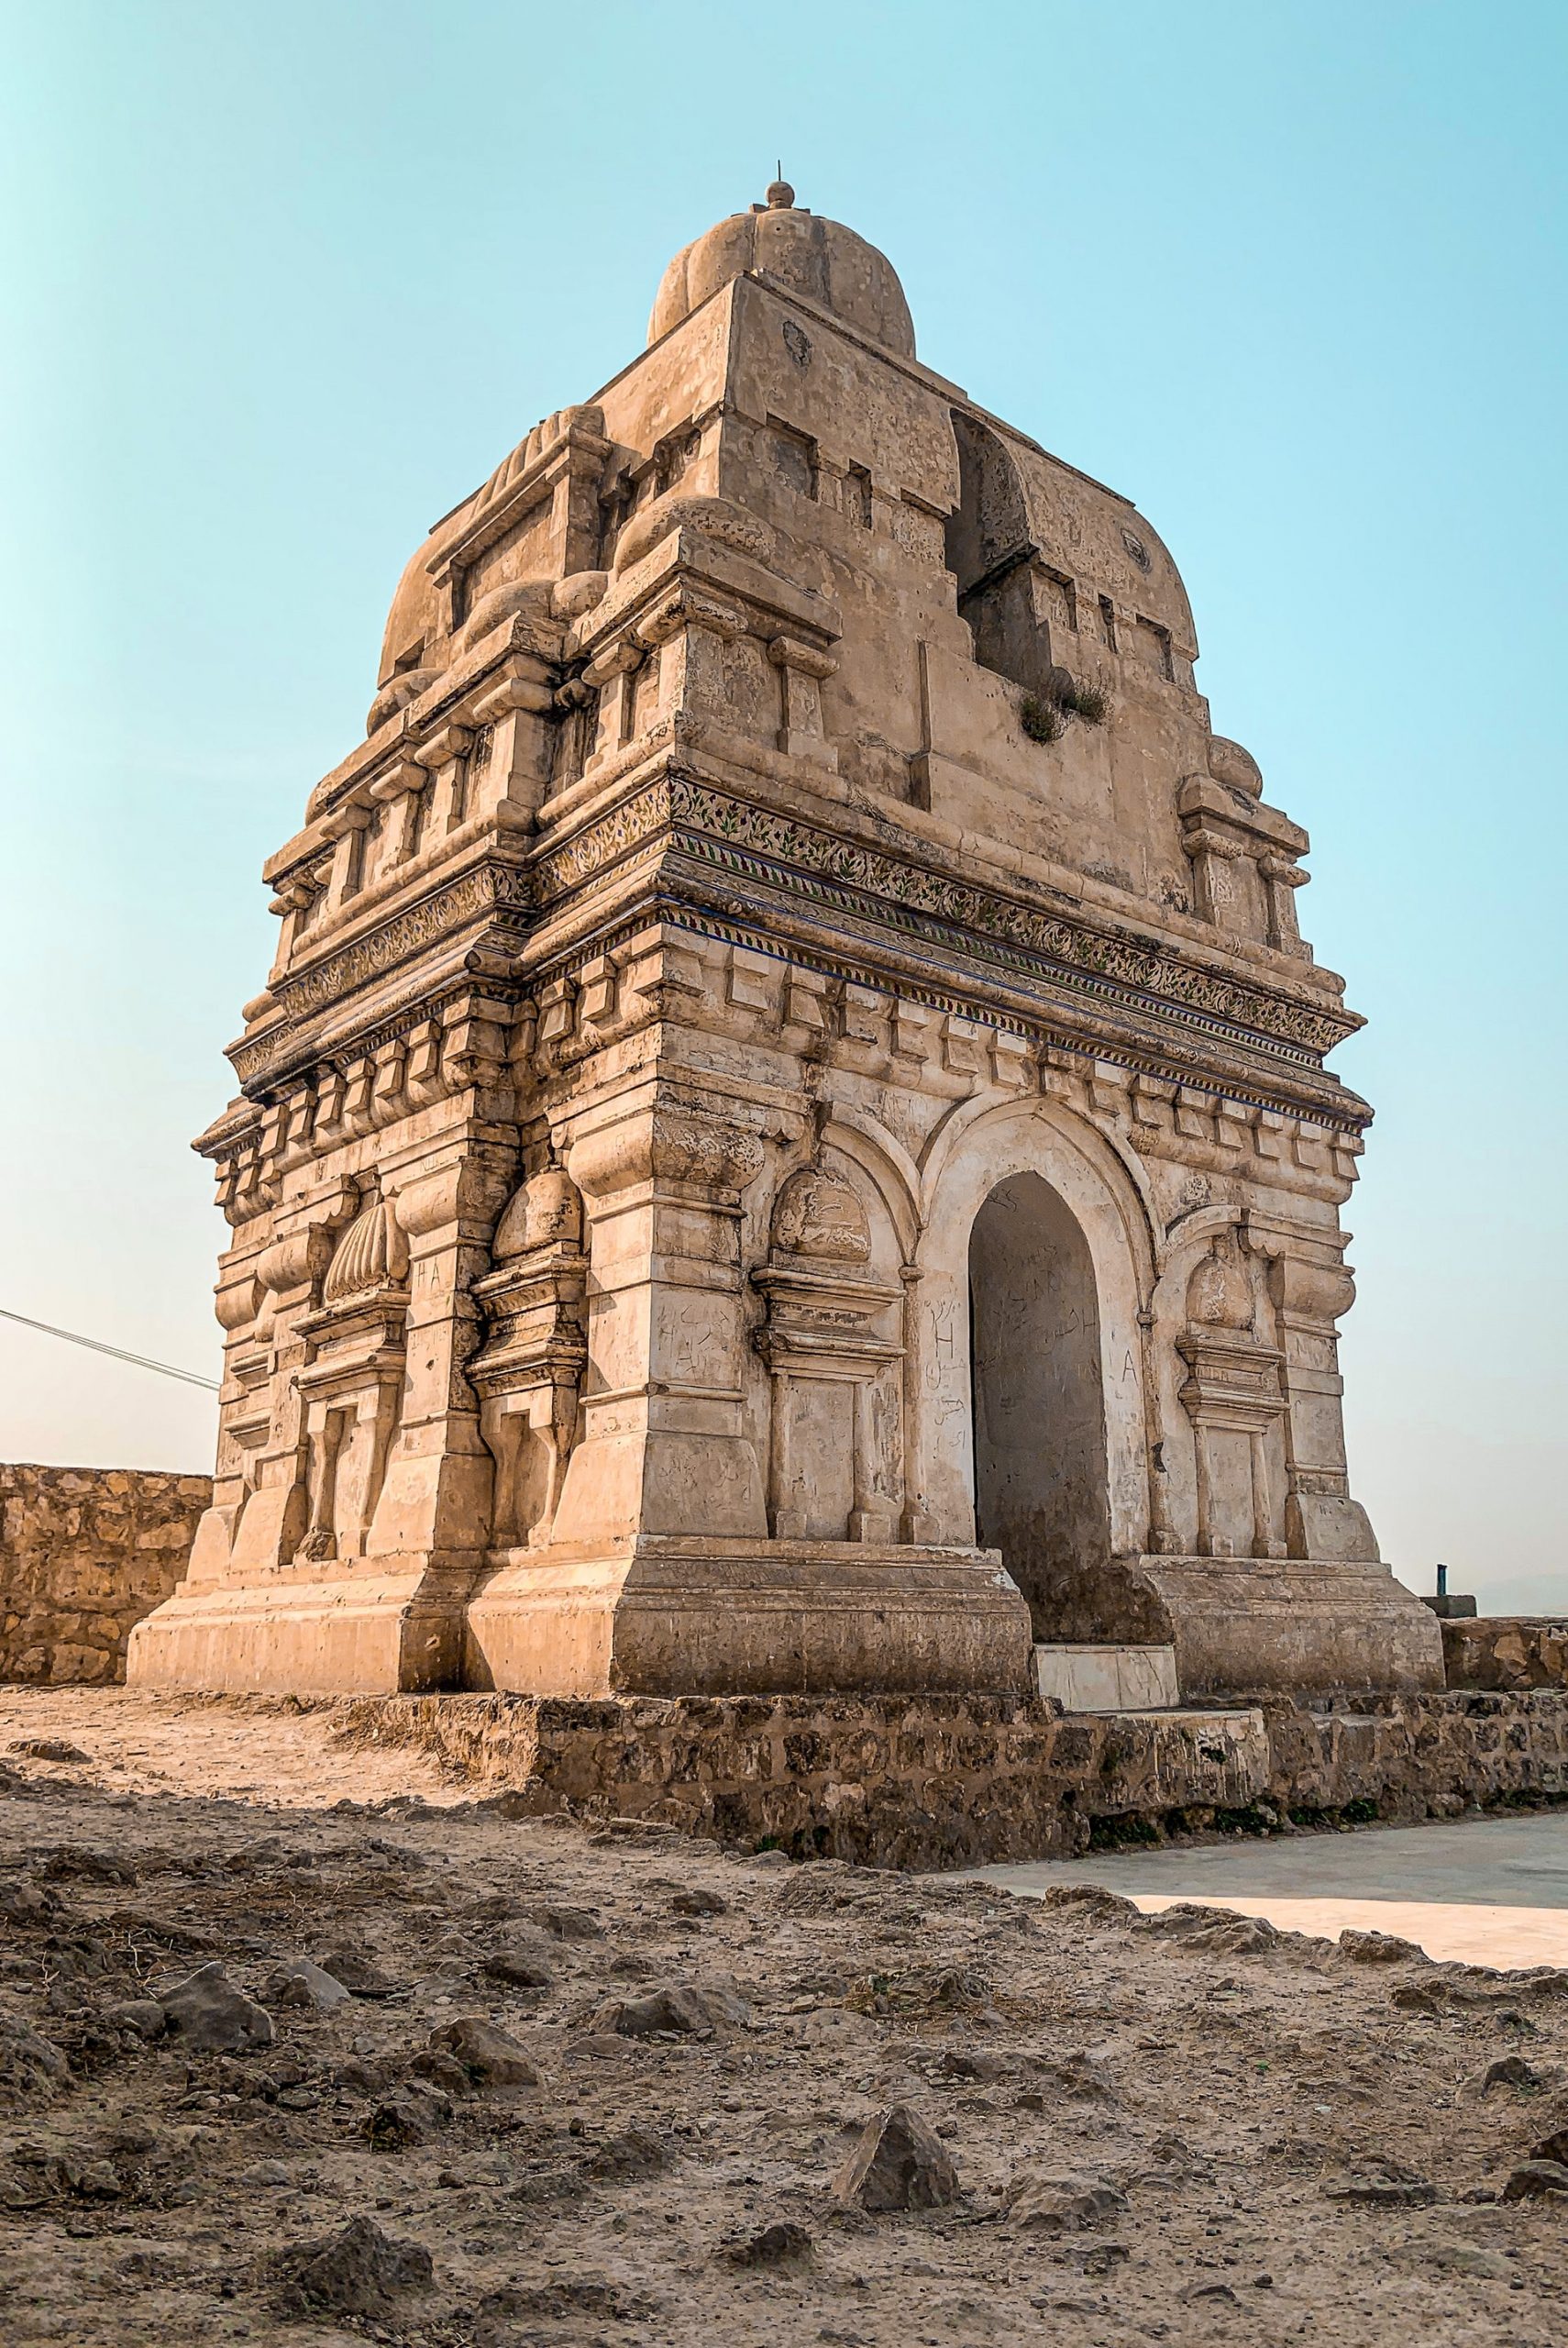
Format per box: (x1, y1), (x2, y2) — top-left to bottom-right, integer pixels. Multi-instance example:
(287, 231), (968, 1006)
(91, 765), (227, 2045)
(2, 1), (1563, 1612)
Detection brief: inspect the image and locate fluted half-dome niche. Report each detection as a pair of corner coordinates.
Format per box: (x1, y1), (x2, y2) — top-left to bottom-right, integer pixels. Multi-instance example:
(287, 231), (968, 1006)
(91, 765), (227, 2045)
(323, 1196), (408, 1304)
(649, 183), (915, 360)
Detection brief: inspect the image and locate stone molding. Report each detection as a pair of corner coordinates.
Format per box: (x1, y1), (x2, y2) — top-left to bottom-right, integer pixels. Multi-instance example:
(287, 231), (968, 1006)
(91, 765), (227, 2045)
(535, 776), (1359, 1061)
(250, 861), (532, 1036)
(226, 769), (1365, 1136)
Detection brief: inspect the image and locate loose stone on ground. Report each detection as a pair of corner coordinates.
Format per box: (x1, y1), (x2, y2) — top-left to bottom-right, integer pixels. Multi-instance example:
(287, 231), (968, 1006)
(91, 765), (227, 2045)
(0, 1696), (1565, 2346)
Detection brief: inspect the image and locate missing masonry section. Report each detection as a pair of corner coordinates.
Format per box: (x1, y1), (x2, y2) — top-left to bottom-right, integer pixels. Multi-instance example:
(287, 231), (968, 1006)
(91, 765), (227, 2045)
(945, 412), (1053, 697)
(767, 415), (820, 502)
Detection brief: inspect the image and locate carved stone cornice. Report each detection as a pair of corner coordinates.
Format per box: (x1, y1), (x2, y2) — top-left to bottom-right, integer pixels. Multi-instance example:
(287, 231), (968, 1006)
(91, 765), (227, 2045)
(534, 776), (1360, 1064)
(222, 764), (1366, 1116)
(1176, 1329), (1286, 1434)
(230, 863), (536, 1086)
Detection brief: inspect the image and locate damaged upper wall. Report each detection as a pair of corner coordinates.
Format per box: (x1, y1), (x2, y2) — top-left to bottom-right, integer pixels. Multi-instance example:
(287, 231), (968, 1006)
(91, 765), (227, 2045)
(372, 286), (739, 707)
(305, 182), (1324, 1009)
(712, 271), (1236, 915)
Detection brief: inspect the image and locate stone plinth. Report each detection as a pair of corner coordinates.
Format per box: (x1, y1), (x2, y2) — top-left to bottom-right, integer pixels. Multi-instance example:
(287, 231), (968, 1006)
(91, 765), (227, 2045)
(1132, 1555), (1443, 1697)
(464, 1535), (1032, 1697)
(123, 1566), (469, 1696)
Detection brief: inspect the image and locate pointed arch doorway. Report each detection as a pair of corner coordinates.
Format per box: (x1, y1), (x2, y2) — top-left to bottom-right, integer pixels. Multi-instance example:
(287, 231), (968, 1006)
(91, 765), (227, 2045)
(967, 1169), (1112, 1635)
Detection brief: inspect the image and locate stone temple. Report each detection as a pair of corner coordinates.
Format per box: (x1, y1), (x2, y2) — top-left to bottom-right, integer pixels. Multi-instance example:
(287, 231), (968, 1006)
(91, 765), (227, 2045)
(128, 183), (1442, 1705)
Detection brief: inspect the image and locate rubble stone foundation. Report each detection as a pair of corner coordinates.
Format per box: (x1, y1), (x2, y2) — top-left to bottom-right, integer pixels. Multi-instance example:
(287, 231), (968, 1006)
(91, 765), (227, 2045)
(1438, 1615), (1568, 1692)
(335, 1686), (1568, 1867)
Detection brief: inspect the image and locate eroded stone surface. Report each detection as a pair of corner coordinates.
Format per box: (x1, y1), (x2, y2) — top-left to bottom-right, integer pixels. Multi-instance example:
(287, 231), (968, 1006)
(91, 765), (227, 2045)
(0, 1467), (210, 1686)
(156, 1964), (274, 2055)
(1443, 1617), (1568, 1692)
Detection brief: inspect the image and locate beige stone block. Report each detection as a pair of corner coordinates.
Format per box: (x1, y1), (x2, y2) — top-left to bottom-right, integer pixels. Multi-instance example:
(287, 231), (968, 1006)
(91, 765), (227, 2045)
(465, 1535), (1032, 1698)
(1032, 1643), (1180, 1712)
(782, 969), (831, 1035)
(127, 1572), (467, 1696)
(727, 947), (781, 1016)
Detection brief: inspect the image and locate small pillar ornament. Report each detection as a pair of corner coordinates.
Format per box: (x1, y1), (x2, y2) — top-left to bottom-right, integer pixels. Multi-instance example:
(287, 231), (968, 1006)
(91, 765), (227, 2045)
(293, 1191), (411, 1564)
(1176, 1227), (1286, 1560)
(753, 1166), (903, 1541)
(468, 1163), (589, 1551)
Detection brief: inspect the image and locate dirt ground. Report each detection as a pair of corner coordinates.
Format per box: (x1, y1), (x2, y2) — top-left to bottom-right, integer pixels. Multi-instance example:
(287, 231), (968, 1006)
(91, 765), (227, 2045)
(1, 1688), (1565, 2348)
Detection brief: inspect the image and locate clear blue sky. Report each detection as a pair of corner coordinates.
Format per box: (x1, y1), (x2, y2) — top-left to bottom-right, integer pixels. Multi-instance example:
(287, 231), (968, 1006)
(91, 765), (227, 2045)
(2, 1), (1563, 1611)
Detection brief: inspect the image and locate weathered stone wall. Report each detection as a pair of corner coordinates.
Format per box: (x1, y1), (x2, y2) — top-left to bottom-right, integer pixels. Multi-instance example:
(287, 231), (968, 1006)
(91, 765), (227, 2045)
(0, 1465), (211, 1685)
(1441, 1615), (1568, 1692)
(140, 193), (1436, 1713)
(336, 1687), (1568, 1867)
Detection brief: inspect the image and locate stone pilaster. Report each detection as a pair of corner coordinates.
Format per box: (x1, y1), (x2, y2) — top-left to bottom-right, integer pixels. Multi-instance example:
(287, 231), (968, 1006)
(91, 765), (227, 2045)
(1248, 1223), (1380, 1564)
(547, 1096), (767, 1547)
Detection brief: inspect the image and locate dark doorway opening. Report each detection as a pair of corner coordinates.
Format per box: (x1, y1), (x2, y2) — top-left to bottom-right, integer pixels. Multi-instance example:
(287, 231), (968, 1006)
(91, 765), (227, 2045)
(968, 1170), (1111, 1634)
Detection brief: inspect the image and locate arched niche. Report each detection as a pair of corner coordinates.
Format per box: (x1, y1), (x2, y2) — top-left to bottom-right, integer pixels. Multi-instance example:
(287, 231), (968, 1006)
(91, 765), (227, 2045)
(969, 1171), (1110, 1631)
(913, 1100), (1152, 1567)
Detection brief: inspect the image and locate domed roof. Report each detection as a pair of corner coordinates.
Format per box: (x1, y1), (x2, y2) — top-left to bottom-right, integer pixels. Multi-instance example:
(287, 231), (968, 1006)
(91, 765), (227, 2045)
(648, 181), (915, 359)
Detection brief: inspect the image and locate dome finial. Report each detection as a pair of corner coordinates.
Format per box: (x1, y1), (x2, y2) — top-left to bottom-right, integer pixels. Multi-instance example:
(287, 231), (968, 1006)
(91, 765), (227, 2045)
(765, 165), (795, 210)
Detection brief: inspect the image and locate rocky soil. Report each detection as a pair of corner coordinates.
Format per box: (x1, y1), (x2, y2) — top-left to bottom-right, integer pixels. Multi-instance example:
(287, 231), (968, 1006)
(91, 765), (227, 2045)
(0, 1689), (1565, 2346)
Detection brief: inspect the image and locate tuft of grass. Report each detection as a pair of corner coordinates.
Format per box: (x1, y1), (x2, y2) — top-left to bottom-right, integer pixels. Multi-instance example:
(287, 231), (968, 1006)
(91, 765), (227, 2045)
(1020, 672), (1110, 745)
(1019, 692), (1064, 745)
(1056, 675), (1109, 725)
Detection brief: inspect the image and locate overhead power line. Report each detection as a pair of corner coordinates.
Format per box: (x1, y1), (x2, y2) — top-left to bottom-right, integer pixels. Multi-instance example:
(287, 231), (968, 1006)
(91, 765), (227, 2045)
(0, 1307), (220, 1392)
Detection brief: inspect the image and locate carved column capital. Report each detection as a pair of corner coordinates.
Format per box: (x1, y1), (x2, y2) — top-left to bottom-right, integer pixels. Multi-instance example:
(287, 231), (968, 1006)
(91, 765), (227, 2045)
(767, 632), (837, 681)
(566, 1102), (765, 1202)
(635, 587), (749, 649)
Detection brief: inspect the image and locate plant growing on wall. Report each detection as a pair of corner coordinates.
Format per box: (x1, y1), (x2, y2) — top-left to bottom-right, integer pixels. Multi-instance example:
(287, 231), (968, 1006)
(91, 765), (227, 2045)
(1055, 673), (1109, 724)
(1019, 693), (1065, 744)
(1021, 669), (1110, 745)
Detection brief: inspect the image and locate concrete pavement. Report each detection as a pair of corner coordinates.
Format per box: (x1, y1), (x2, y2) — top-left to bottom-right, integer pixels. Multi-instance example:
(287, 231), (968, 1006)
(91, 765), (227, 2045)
(966, 1809), (1568, 1966)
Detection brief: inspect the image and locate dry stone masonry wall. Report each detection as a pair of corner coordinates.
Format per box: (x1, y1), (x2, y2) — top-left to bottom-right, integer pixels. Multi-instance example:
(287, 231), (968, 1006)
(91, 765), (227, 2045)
(0, 1465), (210, 1685)
(1439, 1615), (1568, 1692)
(335, 1687), (1568, 1867)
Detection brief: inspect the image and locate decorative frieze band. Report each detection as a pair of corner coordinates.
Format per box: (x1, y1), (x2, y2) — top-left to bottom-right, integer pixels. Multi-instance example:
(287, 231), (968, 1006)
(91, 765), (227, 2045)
(231, 771), (1360, 1098)
(231, 864), (535, 1084)
(536, 777), (1358, 1062)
